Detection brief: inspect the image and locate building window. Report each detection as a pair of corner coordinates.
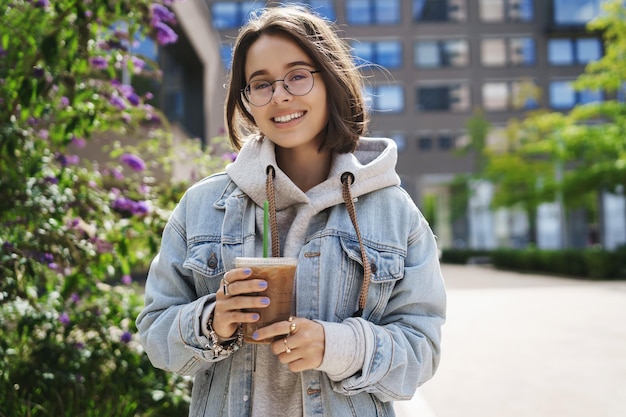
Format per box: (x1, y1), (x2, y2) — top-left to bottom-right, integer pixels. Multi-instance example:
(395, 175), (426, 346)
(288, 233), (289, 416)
(547, 37), (602, 65)
(438, 135), (454, 150)
(390, 132), (407, 152)
(482, 80), (539, 111)
(553, 0), (607, 26)
(479, 0), (534, 22)
(211, 1), (263, 29)
(416, 83), (470, 112)
(283, 0), (336, 20)
(549, 80), (603, 109)
(481, 37), (535, 67)
(220, 44), (233, 70)
(365, 85), (405, 113)
(414, 39), (469, 68)
(418, 136), (433, 151)
(346, 0), (401, 25)
(413, 0), (467, 22)
(352, 40), (403, 69)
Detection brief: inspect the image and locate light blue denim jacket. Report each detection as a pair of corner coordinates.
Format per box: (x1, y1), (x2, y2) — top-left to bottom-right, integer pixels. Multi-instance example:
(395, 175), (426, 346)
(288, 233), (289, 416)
(137, 137), (446, 417)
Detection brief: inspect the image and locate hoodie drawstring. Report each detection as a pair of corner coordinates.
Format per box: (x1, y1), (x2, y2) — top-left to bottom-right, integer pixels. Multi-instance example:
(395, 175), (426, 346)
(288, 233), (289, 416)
(341, 172), (371, 318)
(265, 166), (280, 258)
(263, 166), (371, 318)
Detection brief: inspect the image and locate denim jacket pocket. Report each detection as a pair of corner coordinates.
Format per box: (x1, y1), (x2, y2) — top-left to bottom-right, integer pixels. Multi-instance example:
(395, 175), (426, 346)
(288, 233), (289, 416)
(183, 240), (225, 297)
(336, 237), (405, 321)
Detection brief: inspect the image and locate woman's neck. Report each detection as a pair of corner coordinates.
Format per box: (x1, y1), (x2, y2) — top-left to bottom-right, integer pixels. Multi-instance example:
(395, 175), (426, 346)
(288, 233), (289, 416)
(276, 145), (332, 193)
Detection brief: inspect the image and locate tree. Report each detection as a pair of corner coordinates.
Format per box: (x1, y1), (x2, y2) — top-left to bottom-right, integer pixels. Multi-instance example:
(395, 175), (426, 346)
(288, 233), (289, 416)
(0, 1), (228, 415)
(482, 0), (626, 246)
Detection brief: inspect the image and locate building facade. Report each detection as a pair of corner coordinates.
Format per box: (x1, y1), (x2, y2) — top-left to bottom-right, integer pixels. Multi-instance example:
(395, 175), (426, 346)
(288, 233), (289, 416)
(163, 0), (618, 249)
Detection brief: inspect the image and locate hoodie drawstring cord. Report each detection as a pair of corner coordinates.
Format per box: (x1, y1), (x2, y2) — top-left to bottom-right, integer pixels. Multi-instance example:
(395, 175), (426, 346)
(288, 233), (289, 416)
(265, 166), (280, 258)
(341, 172), (371, 318)
(264, 167), (371, 318)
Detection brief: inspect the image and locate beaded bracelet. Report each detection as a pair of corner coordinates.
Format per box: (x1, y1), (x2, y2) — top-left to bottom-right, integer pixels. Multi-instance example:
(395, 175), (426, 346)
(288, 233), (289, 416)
(204, 316), (244, 359)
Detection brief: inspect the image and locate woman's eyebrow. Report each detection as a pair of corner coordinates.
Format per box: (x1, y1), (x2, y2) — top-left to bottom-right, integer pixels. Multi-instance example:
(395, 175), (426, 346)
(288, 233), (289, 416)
(248, 61), (315, 80)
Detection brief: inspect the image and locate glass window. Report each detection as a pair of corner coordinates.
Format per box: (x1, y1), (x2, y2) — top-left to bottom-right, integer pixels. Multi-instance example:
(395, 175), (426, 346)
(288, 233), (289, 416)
(390, 132), (407, 152)
(347, 0), (401, 25)
(413, 0), (467, 22)
(548, 37), (602, 65)
(483, 82), (509, 111)
(553, 0), (606, 26)
(482, 37), (535, 67)
(352, 40), (403, 69)
(483, 80), (539, 111)
(211, 1), (263, 29)
(576, 38), (602, 63)
(480, 0), (534, 22)
(510, 37), (536, 66)
(418, 136), (433, 150)
(220, 44), (233, 70)
(548, 39), (574, 65)
(416, 83), (470, 112)
(414, 39), (469, 68)
(550, 81), (576, 109)
(364, 85), (405, 113)
(288, 0), (336, 20)
(481, 39), (507, 66)
(579, 89), (603, 104)
(438, 135), (454, 150)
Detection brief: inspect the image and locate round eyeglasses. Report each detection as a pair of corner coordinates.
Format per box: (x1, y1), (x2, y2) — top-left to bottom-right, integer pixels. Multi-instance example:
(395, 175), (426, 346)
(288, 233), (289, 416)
(242, 68), (321, 107)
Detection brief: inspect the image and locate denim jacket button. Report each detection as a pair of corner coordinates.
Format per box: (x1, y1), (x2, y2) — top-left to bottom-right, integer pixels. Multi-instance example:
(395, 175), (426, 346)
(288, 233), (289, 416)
(207, 253), (218, 269)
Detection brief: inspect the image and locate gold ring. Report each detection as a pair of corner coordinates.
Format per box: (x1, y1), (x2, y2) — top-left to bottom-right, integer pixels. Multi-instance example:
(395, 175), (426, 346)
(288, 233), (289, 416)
(222, 278), (230, 296)
(283, 337), (291, 354)
(289, 321), (297, 335)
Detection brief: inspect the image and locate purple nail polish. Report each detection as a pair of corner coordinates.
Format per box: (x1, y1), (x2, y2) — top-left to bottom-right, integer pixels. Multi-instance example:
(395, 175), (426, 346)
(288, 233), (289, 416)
(252, 331), (259, 340)
(252, 313), (260, 320)
(261, 297), (270, 305)
(259, 281), (268, 289)
(243, 268), (252, 274)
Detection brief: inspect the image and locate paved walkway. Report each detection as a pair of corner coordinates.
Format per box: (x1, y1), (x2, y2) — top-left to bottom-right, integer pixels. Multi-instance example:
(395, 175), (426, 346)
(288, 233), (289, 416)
(394, 264), (626, 417)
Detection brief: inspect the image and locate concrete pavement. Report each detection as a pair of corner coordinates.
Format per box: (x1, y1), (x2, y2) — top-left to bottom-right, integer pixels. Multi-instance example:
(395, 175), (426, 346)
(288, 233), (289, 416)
(394, 264), (626, 417)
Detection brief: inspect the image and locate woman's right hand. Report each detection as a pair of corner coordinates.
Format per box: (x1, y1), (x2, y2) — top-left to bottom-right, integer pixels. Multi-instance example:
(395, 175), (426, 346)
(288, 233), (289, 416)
(212, 267), (269, 339)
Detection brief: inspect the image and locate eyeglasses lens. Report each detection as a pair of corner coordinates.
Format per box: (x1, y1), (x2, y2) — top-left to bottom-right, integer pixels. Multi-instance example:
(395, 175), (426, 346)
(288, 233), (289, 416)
(245, 69), (315, 106)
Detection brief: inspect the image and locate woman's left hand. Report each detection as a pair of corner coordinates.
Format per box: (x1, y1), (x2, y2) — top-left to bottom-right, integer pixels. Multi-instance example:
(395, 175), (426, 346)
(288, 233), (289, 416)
(257, 317), (325, 372)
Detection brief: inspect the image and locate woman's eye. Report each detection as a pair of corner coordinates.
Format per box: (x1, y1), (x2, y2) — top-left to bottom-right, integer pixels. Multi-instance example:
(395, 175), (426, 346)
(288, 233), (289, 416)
(252, 82), (271, 90)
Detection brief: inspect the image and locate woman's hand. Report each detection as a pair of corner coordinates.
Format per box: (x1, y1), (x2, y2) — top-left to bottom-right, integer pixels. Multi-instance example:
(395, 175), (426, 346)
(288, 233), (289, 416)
(259, 317), (325, 372)
(212, 268), (269, 338)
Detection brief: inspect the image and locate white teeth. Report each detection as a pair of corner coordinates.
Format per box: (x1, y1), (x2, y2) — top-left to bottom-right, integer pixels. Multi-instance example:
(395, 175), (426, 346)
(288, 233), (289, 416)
(273, 112), (304, 123)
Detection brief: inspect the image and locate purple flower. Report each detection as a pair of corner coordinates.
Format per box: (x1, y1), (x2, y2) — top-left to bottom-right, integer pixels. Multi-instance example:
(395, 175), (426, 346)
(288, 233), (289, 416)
(120, 331), (132, 344)
(59, 96), (70, 108)
(110, 96), (126, 110)
(222, 152), (238, 162)
(120, 153), (146, 171)
(151, 4), (176, 24)
(154, 21), (178, 45)
(32, 67), (45, 78)
(44, 175), (58, 184)
(33, 0), (50, 8)
(59, 312), (71, 326)
(71, 136), (86, 148)
(0, 46), (7, 57)
(38, 129), (49, 140)
(89, 56), (108, 70)
(71, 292), (80, 303)
(130, 56), (145, 73)
(121, 274), (132, 285)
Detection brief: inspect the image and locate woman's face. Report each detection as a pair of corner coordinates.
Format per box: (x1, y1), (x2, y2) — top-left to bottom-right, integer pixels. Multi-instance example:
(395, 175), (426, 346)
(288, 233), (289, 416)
(244, 34), (328, 152)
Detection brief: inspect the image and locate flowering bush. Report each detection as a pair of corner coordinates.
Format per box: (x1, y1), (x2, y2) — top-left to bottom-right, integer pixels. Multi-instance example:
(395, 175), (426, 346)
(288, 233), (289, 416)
(0, 1), (229, 415)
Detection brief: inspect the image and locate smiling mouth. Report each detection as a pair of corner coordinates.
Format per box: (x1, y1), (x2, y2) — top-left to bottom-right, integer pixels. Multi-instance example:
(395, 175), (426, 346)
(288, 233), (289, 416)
(272, 112), (304, 123)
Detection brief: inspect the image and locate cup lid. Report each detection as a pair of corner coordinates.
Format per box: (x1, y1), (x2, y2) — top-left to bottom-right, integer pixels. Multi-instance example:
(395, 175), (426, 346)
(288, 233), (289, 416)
(234, 257), (298, 267)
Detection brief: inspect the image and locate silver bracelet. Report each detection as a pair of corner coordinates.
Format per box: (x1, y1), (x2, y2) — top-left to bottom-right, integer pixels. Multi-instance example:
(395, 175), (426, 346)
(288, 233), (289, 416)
(204, 316), (243, 359)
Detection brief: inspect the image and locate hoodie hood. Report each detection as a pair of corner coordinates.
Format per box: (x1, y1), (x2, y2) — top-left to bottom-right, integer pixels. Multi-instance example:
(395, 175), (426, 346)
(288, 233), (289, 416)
(225, 136), (401, 257)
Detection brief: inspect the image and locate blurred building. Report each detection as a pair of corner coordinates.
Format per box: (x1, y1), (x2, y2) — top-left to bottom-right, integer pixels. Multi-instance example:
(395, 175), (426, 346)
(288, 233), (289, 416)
(162, 0), (617, 249)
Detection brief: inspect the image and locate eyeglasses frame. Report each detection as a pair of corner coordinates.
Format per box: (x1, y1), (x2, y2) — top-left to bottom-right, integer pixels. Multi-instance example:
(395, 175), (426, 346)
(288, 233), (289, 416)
(241, 69), (322, 107)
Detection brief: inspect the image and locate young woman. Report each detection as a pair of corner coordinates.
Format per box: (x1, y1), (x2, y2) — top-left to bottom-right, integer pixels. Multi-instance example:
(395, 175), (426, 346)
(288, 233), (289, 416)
(137, 5), (446, 417)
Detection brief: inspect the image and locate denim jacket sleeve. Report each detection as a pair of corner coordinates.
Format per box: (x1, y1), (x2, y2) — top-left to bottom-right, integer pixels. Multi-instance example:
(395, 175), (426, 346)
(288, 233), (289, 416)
(136, 187), (224, 376)
(317, 203), (446, 402)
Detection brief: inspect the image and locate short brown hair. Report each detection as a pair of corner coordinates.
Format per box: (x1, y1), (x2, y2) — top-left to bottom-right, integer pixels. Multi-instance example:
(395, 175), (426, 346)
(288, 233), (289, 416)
(224, 5), (368, 153)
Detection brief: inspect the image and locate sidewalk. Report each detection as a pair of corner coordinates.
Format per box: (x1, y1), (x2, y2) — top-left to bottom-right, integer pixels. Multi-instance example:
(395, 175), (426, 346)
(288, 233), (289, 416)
(395, 264), (626, 417)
